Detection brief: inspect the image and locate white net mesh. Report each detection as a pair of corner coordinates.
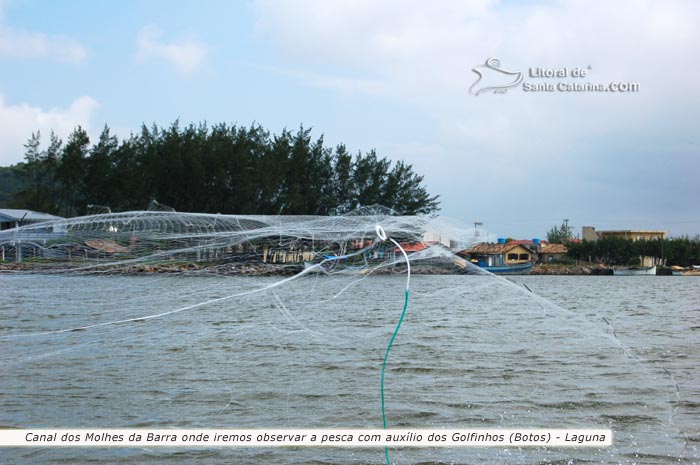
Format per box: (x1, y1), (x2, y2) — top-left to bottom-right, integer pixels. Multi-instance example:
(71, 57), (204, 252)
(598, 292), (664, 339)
(0, 208), (691, 464)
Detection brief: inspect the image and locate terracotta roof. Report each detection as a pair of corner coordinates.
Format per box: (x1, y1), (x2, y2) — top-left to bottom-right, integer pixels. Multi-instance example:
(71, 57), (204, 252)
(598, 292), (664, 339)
(540, 243), (567, 254)
(394, 241), (433, 253)
(86, 239), (130, 254)
(462, 242), (532, 255)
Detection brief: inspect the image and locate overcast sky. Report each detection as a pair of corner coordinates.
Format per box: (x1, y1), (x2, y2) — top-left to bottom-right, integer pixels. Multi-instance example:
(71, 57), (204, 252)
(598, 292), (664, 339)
(0, 0), (698, 238)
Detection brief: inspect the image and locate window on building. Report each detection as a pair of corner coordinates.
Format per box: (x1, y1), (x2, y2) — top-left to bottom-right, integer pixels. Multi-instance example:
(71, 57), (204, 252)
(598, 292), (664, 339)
(507, 253), (518, 260)
(519, 253), (530, 260)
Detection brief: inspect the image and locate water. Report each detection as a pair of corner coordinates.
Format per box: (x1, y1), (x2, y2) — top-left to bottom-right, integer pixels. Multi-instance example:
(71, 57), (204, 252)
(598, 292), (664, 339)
(0, 273), (698, 464)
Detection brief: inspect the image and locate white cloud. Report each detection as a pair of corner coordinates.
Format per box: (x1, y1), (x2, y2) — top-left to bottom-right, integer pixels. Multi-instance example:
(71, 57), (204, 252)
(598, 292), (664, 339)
(0, 95), (99, 166)
(0, 27), (87, 62)
(253, 0), (700, 107)
(136, 25), (208, 75)
(253, 0), (700, 235)
(0, 2), (88, 63)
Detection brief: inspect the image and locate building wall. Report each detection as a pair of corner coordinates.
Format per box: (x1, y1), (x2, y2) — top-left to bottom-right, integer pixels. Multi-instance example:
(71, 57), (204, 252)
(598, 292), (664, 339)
(423, 230), (450, 247)
(581, 227), (665, 242)
(504, 245), (532, 264)
(599, 231), (665, 241)
(540, 253), (567, 263)
(582, 226), (599, 241)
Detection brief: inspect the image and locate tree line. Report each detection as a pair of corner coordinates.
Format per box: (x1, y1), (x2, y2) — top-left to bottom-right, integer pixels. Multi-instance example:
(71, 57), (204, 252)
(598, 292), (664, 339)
(7, 122), (440, 217)
(566, 236), (700, 267)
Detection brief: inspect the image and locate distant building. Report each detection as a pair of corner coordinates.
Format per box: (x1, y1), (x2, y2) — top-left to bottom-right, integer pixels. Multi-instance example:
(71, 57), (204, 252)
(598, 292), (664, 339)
(460, 242), (534, 268)
(423, 230), (451, 247)
(0, 209), (63, 231)
(582, 226), (665, 242)
(538, 243), (568, 263)
(0, 209), (65, 263)
(581, 226), (665, 268)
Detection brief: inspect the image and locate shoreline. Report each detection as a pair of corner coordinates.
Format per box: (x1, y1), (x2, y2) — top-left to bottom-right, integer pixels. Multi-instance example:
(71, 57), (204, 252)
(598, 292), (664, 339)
(0, 261), (678, 276)
(530, 264), (611, 275)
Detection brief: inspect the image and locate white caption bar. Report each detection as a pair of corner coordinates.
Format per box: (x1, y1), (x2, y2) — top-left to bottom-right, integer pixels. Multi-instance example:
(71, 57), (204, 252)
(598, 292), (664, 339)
(1, 429), (611, 447)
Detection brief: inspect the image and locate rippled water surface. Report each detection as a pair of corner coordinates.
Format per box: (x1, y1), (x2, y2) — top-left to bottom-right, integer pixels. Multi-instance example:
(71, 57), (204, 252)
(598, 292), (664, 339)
(0, 273), (698, 464)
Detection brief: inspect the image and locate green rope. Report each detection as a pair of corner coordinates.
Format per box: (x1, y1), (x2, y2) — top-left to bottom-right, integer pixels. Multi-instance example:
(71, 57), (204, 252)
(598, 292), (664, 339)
(381, 288), (410, 465)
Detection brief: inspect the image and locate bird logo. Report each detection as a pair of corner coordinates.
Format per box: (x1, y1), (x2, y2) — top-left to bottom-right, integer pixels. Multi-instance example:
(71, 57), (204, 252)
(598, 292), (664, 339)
(469, 58), (523, 96)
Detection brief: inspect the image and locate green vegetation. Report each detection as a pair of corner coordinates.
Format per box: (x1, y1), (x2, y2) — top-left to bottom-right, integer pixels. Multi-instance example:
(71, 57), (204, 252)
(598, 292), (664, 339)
(0, 165), (26, 207)
(566, 236), (700, 267)
(6, 122), (440, 217)
(546, 219), (573, 244)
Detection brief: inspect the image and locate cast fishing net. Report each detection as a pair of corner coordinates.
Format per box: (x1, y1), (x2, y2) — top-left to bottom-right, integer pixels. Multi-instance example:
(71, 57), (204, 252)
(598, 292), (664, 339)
(0, 207), (692, 464)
